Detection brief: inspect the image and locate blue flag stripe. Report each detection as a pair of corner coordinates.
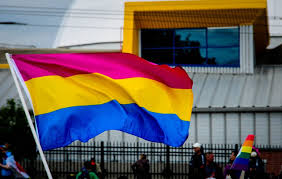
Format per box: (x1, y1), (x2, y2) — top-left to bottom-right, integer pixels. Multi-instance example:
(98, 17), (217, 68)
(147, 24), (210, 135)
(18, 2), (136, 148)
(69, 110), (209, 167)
(36, 100), (190, 150)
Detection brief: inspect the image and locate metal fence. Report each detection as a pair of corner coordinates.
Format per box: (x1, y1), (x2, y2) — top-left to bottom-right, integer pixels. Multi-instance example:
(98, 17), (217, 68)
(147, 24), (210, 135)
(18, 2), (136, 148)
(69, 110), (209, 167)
(21, 142), (281, 179)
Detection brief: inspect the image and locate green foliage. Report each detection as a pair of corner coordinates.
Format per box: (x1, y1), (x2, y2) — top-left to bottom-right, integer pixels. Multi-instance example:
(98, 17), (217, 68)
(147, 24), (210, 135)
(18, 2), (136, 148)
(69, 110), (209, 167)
(0, 99), (36, 160)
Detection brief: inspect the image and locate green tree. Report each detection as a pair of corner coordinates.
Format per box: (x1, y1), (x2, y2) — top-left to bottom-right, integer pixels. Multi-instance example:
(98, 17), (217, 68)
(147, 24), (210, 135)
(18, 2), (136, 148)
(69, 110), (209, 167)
(0, 99), (36, 160)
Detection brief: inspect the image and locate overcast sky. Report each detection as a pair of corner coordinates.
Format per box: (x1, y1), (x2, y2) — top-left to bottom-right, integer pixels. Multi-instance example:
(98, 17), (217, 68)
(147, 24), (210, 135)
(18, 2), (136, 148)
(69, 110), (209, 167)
(0, 0), (281, 48)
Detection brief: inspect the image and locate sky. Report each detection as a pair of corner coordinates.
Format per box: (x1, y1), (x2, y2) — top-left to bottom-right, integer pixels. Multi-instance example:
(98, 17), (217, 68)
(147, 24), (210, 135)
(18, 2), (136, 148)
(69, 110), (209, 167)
(0, 0), (281, 48)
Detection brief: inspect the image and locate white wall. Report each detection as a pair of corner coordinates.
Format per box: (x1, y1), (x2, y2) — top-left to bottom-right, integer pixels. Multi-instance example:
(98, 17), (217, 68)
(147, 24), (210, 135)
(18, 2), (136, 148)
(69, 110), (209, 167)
(267, 0), (282, 37)
(267, 0), (282, 48)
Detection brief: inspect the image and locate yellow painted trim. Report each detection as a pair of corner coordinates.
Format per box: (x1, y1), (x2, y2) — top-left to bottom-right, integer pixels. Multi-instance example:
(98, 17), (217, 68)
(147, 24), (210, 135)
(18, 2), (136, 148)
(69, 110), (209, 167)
(122, 0), (268, 55)
(0, 64), (9, 69)
(123, 11), (136, 54)
(125, 0), (266, 11)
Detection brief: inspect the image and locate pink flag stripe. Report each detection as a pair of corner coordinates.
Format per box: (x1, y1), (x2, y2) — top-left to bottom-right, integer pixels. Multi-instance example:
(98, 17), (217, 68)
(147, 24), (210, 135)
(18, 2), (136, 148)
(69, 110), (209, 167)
(12, 53), (192, 89)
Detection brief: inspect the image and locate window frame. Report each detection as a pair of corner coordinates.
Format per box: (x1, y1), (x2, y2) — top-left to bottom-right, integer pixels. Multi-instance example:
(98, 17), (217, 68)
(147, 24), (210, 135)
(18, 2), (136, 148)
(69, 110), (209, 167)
(140, 27), (240, 68)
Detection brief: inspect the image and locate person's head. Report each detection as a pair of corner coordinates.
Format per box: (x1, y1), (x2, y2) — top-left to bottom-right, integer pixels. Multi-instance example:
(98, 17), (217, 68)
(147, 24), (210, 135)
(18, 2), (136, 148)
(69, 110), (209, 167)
(0, 145), (7, 154)
(205, 152), (214, 162)
(193, 143), (202, 154)
(90, 158), (96, 165)
(140, 154), (146, 160)
(3, 143), (10, 150)
(230, 151), (238, 161)
(251, 151), (257, 158)
(0, 146), (5, 156)
(252, 146), (260, 157)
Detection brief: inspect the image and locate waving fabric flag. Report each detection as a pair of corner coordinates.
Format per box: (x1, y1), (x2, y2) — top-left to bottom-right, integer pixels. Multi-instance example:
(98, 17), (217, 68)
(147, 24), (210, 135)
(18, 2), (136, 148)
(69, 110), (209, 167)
(8, 53), (193, 150)
(231, 134), (255, 171)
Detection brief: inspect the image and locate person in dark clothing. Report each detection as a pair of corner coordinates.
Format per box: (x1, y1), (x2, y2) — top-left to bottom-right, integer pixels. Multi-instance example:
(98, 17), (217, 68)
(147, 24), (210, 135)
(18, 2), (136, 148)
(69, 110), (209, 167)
(245, 149), (265, 179)
(224, 151), (241, 179)
(131, 154), (150, 179)
(189, 143), (205, 179)
(90, 158), (103, 178)
(205, 152), (223, 179)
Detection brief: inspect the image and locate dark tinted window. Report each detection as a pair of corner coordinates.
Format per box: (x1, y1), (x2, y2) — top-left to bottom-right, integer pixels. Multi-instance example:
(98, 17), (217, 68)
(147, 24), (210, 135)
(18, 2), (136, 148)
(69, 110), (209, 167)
(175, 48), (206, 65)
(141, 29), (173, 48)
(142, 49), (173, 64)
(208, 28), (239, 47)
(208, 47), (239, 66)
(141, 27), (240, 67)
(175, 29), (206, 47)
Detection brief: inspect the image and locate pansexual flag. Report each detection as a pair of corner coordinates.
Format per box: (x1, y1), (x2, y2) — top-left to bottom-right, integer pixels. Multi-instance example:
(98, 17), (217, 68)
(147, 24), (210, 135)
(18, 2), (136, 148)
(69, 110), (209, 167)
(8, 53), (193, 150)
(231, 134), (255, 171)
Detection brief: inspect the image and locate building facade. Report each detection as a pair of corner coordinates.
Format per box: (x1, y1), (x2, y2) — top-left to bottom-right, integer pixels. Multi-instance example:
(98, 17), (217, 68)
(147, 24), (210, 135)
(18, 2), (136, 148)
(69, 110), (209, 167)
(0, 0), (281, 146)
(119, 0), (281, 145)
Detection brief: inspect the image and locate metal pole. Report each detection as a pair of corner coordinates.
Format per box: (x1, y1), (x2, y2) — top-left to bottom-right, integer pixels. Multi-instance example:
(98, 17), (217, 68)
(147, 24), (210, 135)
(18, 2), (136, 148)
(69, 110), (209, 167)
(6, 53), (53, 179)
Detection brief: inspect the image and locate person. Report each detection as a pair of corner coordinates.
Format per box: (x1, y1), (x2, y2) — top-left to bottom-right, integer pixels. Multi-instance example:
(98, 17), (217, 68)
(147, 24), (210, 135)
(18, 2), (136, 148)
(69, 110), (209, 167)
(245, 147), (265, 179)
(0, 144), (29, 179)
(189, 142), (206, 179)
(76, 161), (99, 179)
(223, 151), (241, 179)
(0, 145), (12, 179)
(205, 152), (223, 179)
(131, 154), (150, 179)
(90, 158), (103, 178)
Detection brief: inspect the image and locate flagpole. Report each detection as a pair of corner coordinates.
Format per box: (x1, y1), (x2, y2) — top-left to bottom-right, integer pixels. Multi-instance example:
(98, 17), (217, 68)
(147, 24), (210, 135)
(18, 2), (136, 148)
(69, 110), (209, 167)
(5, 53), (53, 179)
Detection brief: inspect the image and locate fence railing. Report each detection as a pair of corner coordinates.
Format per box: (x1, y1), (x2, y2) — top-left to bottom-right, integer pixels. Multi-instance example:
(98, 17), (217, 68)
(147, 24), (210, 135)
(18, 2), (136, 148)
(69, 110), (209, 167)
(21, 142), (281, 179)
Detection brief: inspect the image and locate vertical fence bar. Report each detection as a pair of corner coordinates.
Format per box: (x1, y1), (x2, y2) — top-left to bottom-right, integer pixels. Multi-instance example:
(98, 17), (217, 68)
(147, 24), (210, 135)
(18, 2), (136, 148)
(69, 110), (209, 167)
(224, 144), (227, 166)
(100, 141), (105, 177)
(235, 144), (239, 153)
(107, 141), (110, 178)
(165, 145), (170, 178)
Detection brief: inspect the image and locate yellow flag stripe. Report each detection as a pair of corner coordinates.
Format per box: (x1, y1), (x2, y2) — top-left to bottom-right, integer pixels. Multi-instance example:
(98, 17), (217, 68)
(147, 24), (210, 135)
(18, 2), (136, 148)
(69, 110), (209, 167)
(241, 146), (252, 153)
(25, 73), (193, 121)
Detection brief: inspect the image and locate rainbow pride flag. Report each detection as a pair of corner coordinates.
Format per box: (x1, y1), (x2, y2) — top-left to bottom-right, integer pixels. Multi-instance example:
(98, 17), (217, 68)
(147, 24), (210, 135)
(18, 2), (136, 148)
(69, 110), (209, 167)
(8, 53), (193, 150)
(231, 134), (255, 171)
